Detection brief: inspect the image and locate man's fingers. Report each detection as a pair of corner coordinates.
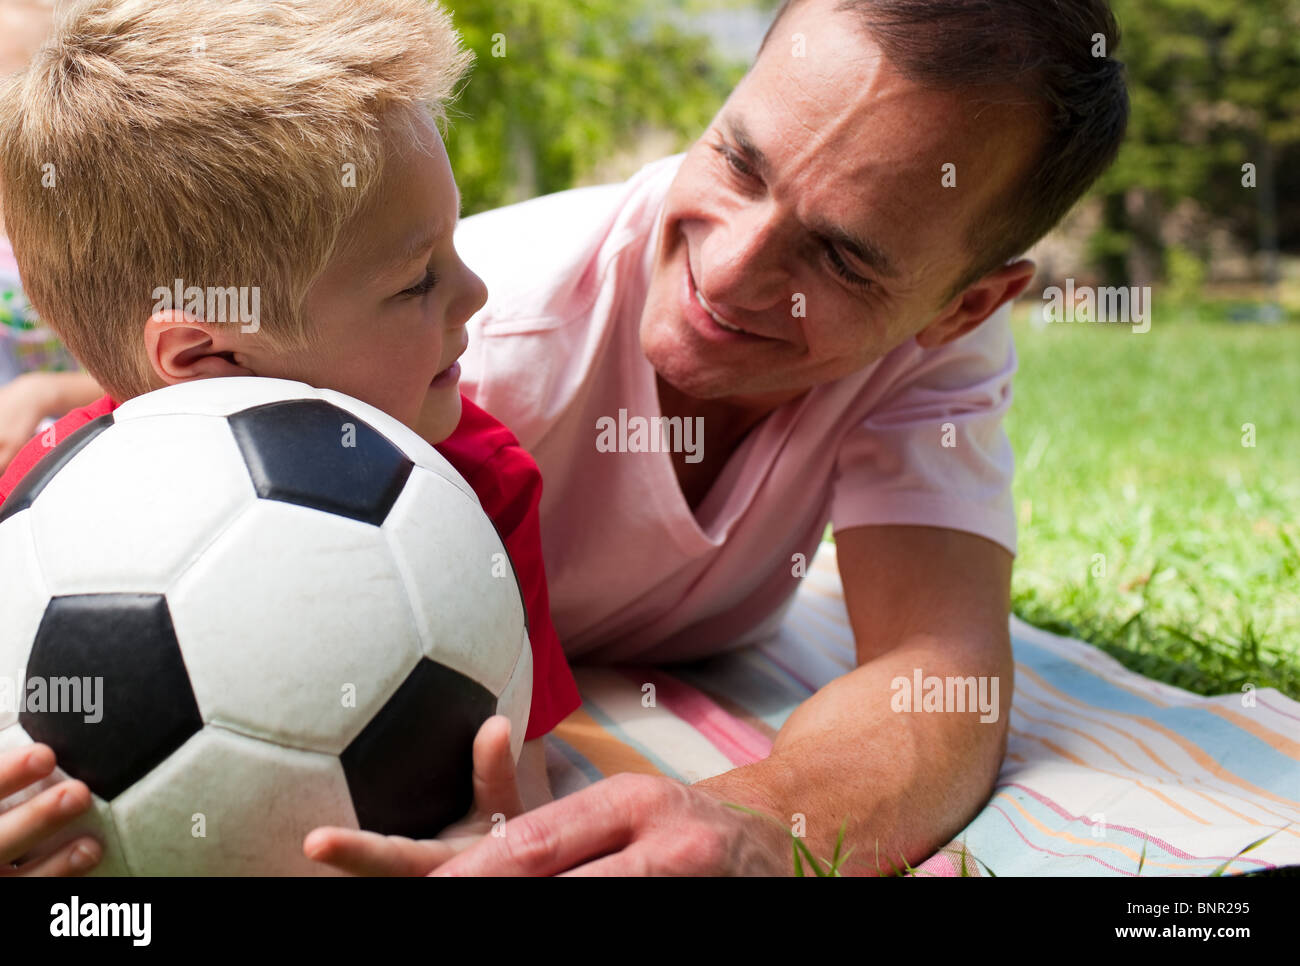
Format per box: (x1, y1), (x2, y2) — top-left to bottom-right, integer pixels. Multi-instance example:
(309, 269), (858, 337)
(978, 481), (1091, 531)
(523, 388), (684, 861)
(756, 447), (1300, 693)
(434, 778), (639, 877)
(3, 836), (101, 878)
(471, 715), (524, 820)
(303, 826), (453, 877)
(0, 779), (93, 866)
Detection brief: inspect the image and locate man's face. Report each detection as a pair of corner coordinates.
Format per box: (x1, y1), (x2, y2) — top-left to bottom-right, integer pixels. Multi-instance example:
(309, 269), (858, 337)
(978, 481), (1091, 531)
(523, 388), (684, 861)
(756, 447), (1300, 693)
(270, 110), (487, 446)
(640, 0), (1041, 410)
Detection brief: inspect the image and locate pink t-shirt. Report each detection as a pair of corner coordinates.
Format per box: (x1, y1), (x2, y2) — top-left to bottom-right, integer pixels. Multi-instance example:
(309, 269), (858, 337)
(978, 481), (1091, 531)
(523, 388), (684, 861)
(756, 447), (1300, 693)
(455, 154), (1017, 664)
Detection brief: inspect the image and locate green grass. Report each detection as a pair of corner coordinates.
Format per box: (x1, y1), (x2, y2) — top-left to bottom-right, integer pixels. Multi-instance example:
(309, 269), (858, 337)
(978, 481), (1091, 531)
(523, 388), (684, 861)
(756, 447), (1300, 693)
(1003, 298), (1300, 699)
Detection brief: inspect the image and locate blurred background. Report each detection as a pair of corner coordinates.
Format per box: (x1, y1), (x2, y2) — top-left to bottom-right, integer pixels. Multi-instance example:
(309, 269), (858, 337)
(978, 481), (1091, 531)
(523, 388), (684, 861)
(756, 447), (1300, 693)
(2, 0), (1297, 697)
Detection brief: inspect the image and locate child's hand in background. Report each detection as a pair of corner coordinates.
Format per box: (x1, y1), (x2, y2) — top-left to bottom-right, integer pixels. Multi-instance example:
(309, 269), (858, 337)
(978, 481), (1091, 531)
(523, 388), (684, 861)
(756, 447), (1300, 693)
(0, 371), (103, 473)
(0, 742), (102, 876)
(304, 716), (540, 876)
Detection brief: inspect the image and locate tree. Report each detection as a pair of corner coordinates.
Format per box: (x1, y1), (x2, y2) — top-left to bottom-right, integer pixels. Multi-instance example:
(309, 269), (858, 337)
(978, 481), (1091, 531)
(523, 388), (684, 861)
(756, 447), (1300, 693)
(442, 0), (745, 214)
(1091, 0), (1300, 285)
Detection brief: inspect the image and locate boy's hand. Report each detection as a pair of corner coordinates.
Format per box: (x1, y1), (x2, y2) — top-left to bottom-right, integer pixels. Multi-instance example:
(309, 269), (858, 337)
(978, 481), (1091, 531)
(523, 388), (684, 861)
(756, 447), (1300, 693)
(303, 715), (525, 876)
(0, 371), (102, 472)
(0, 743), (102, 876)
(0, 372), (57, 473)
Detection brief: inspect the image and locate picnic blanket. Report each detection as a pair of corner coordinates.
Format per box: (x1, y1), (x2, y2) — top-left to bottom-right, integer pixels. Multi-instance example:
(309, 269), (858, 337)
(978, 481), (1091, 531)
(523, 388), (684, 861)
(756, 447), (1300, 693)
(544, 542), (1300, 876)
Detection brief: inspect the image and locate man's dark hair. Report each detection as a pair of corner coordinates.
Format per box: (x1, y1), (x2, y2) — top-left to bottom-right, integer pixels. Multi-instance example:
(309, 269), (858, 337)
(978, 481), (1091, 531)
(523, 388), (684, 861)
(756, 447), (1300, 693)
(760, 0), (1129, 303)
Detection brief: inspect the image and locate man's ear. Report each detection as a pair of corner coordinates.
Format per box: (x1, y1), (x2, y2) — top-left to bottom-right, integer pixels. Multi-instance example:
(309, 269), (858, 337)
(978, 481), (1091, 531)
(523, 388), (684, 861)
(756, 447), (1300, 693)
(916, 258), (1036, 349)
(144, 310), (256, 385)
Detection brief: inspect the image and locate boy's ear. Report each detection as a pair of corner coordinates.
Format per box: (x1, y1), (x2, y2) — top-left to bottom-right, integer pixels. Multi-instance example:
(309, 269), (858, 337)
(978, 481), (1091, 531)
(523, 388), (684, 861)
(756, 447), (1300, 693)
(915, 258), (1036, 349)
(144, 310), (256, 385)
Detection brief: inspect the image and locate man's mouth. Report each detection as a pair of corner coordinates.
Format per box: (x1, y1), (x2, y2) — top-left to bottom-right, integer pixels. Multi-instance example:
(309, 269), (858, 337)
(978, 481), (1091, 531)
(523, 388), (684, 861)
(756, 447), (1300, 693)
(684, 258), (769, 341)
(694, 286), (745, 333)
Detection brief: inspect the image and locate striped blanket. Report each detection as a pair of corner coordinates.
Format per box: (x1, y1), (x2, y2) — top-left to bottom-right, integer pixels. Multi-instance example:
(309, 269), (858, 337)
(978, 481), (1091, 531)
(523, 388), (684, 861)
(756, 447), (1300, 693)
(544, 542), (1300, 876)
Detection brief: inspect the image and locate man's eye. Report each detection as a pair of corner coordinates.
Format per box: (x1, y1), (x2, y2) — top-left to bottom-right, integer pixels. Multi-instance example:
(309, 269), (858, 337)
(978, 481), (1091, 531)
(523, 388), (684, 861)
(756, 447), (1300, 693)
(712, 142), (755, 180)
(401, 270), (439, 298)
(824, 245), (872, 291)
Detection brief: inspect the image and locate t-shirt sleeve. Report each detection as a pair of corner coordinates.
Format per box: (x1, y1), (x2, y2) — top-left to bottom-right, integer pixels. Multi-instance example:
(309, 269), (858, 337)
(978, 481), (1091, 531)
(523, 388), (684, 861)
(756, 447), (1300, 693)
(0, 395), (117, 506)
(828, 305), (1018, 555)
(461, 443), (581, 742)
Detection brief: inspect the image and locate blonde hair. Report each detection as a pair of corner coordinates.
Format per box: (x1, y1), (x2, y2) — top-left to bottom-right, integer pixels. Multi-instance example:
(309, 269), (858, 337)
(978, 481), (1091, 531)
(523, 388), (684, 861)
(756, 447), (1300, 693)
(0, 0), (473, 399)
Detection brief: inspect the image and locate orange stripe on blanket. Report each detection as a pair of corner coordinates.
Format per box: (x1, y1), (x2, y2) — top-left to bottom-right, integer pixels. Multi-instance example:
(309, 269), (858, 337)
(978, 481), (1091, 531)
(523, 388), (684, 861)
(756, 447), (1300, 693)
(551, 708), (665, 778)
(1007, 727), (1212, 825)
(1015, 663), (1300, 814)
(1204, 705), (1300, 762)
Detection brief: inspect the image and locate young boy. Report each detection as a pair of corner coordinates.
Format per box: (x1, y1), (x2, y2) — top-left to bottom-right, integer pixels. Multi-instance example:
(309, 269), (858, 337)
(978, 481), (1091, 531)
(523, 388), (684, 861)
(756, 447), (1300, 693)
(0, 0), (580, 876)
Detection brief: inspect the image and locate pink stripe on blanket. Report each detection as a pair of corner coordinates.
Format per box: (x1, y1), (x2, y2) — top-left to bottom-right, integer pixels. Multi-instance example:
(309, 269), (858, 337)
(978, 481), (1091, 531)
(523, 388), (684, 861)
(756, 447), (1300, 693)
(623, 669), (774, 767)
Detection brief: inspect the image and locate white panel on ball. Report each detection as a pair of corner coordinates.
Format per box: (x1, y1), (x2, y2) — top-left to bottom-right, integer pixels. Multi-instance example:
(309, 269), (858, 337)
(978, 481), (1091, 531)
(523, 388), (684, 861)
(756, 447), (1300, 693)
(495, 632), (533, 763)
(168, 499), (424, 754)
(112, 376), (322, 421)
(314, 387), (477, 503)
(0, 512), (49, 728)
(32, 415), (256, 595)
(111, 727), (355, 876)
(383, 466), (525, 697)
(0, 723), (131, 876)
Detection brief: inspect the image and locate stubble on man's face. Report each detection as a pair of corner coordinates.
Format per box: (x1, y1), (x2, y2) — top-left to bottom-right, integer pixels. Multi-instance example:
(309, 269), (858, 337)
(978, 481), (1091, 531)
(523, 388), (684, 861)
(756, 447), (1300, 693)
(639, 0), (1042, 414)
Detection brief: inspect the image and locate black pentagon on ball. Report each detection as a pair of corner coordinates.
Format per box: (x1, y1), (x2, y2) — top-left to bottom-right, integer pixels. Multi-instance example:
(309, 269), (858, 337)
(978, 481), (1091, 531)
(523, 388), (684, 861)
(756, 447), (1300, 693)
(0, 413), (114, 526)
(21, 594), (202, 801)
(341, 658), (498, 839)
(228, 399), (413, 526)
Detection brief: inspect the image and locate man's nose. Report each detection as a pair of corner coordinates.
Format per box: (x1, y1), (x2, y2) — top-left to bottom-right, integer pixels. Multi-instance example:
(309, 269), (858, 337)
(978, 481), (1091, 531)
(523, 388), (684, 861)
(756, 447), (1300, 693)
(698, 204), (792, 312)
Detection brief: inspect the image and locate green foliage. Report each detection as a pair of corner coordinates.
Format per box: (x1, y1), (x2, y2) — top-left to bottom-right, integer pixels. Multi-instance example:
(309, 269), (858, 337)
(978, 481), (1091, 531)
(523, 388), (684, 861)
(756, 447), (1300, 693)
(722, 804), (858, 875)
(1164, 244), (1208, 303)
(1093, 0), (1300, 275)
(441, 1), (744, 214)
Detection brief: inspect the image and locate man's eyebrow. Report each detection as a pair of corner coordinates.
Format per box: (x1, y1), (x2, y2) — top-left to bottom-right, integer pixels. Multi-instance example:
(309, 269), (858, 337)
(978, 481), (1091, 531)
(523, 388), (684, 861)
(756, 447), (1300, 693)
(724, 116), (772, 181)
(812, 221), (900, 279)
(723, 116), (899, 280)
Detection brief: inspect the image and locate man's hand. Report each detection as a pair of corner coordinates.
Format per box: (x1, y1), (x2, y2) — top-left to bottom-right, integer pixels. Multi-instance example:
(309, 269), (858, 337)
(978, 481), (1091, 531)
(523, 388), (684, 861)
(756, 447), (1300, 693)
(427, 771), (792, 876)
(303, 715), (526, 875)
(0, 742), (102, 876)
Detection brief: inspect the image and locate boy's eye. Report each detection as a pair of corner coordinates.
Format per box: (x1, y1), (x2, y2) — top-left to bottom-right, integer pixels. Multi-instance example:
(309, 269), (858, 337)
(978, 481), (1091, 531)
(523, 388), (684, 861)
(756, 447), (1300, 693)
(401, 270), (439, 298)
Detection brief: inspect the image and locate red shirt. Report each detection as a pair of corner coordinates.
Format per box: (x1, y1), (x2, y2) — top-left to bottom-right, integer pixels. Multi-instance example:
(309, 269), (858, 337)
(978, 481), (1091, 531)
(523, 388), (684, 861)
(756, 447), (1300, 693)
(0, 394), (580, 741)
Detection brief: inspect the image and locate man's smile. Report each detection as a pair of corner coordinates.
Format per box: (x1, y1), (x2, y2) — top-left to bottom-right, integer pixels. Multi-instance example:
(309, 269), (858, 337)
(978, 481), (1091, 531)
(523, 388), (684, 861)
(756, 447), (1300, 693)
(682, 254), (775, 343)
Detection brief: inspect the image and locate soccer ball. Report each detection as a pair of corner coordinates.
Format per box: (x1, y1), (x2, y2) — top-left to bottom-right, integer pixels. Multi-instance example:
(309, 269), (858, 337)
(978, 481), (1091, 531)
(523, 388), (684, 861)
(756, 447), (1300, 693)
(0, 377), (531, 875)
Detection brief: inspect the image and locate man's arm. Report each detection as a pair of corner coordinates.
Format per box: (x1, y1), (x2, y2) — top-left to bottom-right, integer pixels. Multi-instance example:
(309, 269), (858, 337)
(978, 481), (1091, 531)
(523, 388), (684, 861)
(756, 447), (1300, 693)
(695, 523), (1013, 875)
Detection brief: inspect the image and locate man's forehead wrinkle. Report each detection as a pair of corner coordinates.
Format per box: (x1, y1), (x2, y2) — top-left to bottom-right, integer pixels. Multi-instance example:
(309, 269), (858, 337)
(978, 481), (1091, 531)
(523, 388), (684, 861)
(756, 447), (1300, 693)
(761, 75), (912, 279)
(769, 70), (823, 145)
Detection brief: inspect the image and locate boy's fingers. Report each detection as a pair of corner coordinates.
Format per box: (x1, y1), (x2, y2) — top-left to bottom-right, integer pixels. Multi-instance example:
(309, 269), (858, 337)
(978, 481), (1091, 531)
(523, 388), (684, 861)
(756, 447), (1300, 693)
(303, 827), (453, 877)
(3, 836), (101, 878)
(0, 744), (56, 800)
(0, 779), (93, 866)
(471, 716), (524, 820)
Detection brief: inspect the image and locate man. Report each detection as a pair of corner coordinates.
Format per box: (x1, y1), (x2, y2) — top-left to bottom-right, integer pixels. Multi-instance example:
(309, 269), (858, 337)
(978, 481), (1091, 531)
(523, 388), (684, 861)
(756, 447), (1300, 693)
(427, 0), (1128, 875)
(3, 0), (1127, 876)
